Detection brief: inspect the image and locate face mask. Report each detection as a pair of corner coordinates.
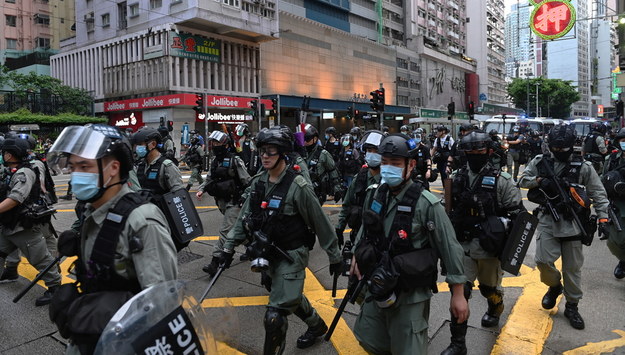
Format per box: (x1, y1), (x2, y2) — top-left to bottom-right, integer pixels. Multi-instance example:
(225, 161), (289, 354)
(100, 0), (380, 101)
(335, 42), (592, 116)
(466, 154), (489, 173)
(380, 164), (405, 187)
(325, 135), (329, 140)
(135, 145), (148, 158)
(71, 172), (100, 201)
(305, 144), (316, 153)
(552, 150), (573, 162)
(414, 137), (422, 144)
(365, 152), (382, 168)
(620, 142), (625, 151)
(213, 145), (227, 156)
(0, 155), (4, 165)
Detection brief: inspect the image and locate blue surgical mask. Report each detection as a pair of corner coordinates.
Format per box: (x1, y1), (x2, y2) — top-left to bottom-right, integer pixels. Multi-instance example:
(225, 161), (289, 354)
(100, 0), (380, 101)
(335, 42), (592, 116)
(325, 135), (329, 140)
(620, 142), (625, 151)
(342, 141), (350, 147)
(365, 152), (382, 168)
(135, 145), (148, 158)
(380, 164), (405, 187)
(414, 137), (422, 144)
(0, 155), (4, 165)
(70, 172), (100, 201)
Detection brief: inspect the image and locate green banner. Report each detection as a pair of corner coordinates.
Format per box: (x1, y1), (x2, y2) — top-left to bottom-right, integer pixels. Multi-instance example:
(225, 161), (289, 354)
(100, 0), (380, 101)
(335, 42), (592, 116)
(481, 103), (524, 115)
(169, 32), (221, 63)
(419, 108), (469, 120)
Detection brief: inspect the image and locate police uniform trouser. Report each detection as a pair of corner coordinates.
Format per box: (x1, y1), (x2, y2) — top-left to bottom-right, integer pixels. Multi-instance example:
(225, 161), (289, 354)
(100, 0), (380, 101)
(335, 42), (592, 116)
(534, 230), (583, 303)
(463, 252), (503, 291)
(212, 204), (242, 257)
(354, 294), (430, 355)
(188, 165), (204, 187)
(5, 223), (57, 268)
(0, 225), (61, 287)
(506, 152), (513, 173)
(509, 151), (521, 180)
(607, 225), (625, 262)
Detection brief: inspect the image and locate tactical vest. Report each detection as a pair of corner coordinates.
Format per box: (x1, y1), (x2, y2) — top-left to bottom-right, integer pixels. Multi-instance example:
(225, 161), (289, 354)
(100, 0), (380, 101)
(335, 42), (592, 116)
(247, 168), (315, 251)
(436, 135), (452, 153)
(136, 156), (168, 195)
(582, 132), (602, 155)
(186, 145), (202, 164)
(307, 147), (328, 196)
(606, 151), (624, 172)
(0, 164), (44, 230)
(346, 167), (371, 231)
(451, 166), (501, 241)
(324, 140), (341, 161)
(207, 153), (242, 202)
(239, 140), (259, 175)
(527, 138), (543, 156)
(415, 145), (429, 173)
(340, 148), (361, 175)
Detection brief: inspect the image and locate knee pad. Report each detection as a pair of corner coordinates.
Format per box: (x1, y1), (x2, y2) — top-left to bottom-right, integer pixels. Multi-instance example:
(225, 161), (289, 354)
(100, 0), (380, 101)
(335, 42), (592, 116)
(478, 284), (503, 304)
(264, 307), (288, 333)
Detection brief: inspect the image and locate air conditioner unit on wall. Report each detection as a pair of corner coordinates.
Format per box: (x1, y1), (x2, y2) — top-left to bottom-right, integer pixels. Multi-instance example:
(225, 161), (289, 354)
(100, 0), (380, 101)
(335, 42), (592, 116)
(84, 13), (94, 21)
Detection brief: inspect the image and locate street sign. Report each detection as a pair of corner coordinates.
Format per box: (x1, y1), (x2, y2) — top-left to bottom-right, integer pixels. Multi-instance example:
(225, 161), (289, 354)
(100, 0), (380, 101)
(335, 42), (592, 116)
(10, 124), (39, 131)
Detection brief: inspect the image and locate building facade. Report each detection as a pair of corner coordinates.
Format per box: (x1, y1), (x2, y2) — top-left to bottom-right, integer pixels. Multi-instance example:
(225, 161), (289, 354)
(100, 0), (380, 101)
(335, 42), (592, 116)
(590, 0), (618, 110)
(504, 2), (533, 79)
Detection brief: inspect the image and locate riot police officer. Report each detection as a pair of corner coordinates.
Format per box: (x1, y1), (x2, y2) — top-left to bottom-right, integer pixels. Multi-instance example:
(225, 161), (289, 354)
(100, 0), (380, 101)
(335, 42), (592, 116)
(431, 125), (454, 181)
(519, 124), (609, 330)
(198, 130), (251, 276)
(132, 127), (184, 194)
(158, 126), (177, 164)
(182, 136), (204, 191)
(300, 124), (342, 204)
(217, 126), (342, 354)
(489, 129), (507, 171)
(601, 127), (625, 279)
(335, 130), (384, 245)
(526, 130), (544, 161)
(234, 123), (260, 176)
(446, 123), (473, 174)
(337, 133), (361, 188)
(442, 131), (522, 355)
(351, 133), (468, 354)
(507, 126), (526, 181)
(411, 128), (433, 189)
(47, 124), (177, 354)
(400, 125), (410, 136)
(323, 126), (341, 162)
(582, 122), (608, 175)
(0, 137), (61, 305)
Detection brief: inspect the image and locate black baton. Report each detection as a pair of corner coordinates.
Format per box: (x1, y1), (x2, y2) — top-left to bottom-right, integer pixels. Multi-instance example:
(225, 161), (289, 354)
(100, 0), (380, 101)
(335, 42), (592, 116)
(13, 255), (63, 303)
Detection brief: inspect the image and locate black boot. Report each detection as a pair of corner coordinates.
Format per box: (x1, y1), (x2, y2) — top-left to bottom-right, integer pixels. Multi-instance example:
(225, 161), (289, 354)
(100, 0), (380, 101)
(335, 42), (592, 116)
(0, 266), (18, 283)
(479, 285), (504, 328)
(202, 257), (219, 276)
(564, 302), (585, 330)
(35, 285), (58, 307)
(263, 307), (288, 355)
(441, 318), (467, 355)
(186, 184), (192, 191)
(614, 261), (625, 279)
(541, 283), (562, 310)
(296, 319), (328, 349)
(58, 194), (72, 201)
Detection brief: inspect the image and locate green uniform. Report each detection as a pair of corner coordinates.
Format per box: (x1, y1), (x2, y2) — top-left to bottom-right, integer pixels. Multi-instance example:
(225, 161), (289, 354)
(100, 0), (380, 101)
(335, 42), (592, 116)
(303, 145), (340, 203)
(65, 184), (178, 354)
(184, 143), (205, 189)
(336, 169), (380, 234)
(136, 154), (184, 192)
(519, 154), (608, 303)
(353, 180), (466, 354)
(224, 166), (341, 314)
(603, 153), (625, 262)
(0, 166), (61, 288)
(584, 135), (607, 175)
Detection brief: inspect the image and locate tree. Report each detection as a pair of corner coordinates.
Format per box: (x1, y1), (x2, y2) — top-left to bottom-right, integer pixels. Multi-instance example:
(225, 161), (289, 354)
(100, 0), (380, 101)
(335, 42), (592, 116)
(507, 77), (580, 118)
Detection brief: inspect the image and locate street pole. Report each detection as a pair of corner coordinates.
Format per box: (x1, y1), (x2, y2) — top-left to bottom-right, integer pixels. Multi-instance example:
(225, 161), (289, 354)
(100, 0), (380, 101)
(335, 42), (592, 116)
(535, 82), (540, 118)
(526, 80), (530, 116)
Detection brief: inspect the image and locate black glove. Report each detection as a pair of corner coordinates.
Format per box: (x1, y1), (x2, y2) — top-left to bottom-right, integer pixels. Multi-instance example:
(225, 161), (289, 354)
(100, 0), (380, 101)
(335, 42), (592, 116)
(216, 249), (235, 269)
(335, 228), (344, 247)
(368, 264), (399, 300)
(260, 271), (272, 292)
(333, 188), (344, 202)
(598, 222), (610, 240)
(57, 229), (80, 257)
(329, 262), (342, 276)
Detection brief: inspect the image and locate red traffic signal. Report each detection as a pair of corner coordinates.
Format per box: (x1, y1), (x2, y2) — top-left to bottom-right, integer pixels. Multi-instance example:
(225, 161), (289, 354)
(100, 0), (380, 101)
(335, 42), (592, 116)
(193, 94), (203, 114)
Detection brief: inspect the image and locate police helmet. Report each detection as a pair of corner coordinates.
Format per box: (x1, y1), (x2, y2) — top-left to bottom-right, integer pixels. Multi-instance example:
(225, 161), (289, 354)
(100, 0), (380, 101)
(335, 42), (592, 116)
(157, 126), (169, 138)
(2, 138), (30, 159)
(325, 126), (337, 136)
(512, 125), (520, 133)
(132, 127), (162, 145)
(16, 133), (37, 150)
(378, 133), (418, 158)
(614, 127), (625, 141)
(459, 123), (473, 133)
(208, 130), (230, 145)
(256, 126), (292, 152)
(350, 126), (362, 137)
(0, 135), (4, 150)
(413, 128), (425, 139)
(360, 130), (384, 152)
(47, 124), (134, 178)
(591, 122), (606, 135)
(381, 126), (389, 134)
(436, 125), (449, 133)
(488, 129), (498, 137)
(298, 124), (318, 141)
(547, 124), (576, 149)
(235, 124), (250, 137)
(530, 130), (540, 138)
(459, 131), (491, 152)
(340, 134), (354, 146)
(602, 170), (625, 198)
(400, 125), (410, 133)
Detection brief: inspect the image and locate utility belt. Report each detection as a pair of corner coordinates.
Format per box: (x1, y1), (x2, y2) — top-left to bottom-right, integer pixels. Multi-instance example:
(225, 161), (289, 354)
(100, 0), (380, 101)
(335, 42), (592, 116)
(453, 215), (511, 255)
(205, 178), (241, 201)
(583, 153), (604, 163)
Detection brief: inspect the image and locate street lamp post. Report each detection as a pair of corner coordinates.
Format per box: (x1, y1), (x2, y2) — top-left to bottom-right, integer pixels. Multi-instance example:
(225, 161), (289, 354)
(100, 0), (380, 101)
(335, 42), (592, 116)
(535, 82), (541, 118)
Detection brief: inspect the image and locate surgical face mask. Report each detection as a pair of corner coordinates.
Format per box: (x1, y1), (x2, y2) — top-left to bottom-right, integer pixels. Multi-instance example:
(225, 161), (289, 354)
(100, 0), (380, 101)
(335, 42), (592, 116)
(342, 140), (350, 147)
(0, 154), (4, 165)
(325, 134), (329, 140)
(135, 145), (147, 158)
(380, 164), (405, 187)
(365, 152), (382, 168)
(466, 154), (489, 173)
(620, 142), (625, 151)
(70, 162), (114, 202)
(414, 137), (422, 144)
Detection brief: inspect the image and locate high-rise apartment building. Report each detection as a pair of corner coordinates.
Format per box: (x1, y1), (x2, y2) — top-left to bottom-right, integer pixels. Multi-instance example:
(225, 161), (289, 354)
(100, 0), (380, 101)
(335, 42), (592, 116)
(590, 0), (618, 110)
(466, 0), (507, 104)
(505, 2), (533, 78)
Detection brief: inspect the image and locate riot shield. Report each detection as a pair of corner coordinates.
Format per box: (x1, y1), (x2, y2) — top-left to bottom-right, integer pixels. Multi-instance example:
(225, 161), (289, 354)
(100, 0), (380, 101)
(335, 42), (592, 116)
(499, 211), (538, 276)
(160, 188), (204, 245)
(94, 280), (239, 355)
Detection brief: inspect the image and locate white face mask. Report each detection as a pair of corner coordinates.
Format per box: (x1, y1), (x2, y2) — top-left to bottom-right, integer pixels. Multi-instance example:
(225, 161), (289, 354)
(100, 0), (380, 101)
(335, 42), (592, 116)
(365, 152), (382, 168)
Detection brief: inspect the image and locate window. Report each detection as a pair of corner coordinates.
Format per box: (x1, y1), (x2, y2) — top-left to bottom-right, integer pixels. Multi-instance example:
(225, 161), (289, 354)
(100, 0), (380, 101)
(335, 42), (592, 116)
(34, 14), (50, 25)
(36, 37), (50, 48)
(102, 13), (110, 27)
(129, 3), (139, 17)
(149, 0), (161, 8)
(60, 17), (64, 23)
(5, 15), (16, 27)
(118, 2), (127, 29)
(5, 0), (16, 3)
(6, 38), (17, 49)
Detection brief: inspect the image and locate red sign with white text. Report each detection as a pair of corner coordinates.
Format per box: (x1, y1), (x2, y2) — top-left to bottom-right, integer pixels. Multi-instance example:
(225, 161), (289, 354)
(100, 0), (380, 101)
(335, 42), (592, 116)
(105, 94), (274, 112)
(530, 0), (575, 40)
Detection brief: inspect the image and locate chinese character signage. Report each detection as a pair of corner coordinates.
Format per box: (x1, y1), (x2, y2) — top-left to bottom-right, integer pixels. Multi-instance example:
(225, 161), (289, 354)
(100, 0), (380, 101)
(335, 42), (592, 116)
(169, 31), (221, 63)
(529, 0), (576, 40)
(131, 306), (204, 355)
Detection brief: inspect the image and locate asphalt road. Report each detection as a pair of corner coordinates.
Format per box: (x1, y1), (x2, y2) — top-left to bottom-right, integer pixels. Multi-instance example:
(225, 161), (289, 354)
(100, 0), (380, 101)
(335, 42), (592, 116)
(0, 171), (624, 355)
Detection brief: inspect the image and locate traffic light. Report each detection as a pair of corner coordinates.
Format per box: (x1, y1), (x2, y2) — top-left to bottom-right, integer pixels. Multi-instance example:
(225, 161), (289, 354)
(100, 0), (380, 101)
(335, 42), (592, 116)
(261, 103), (266, 118)
(370, 90), (380, 110)
(447, 101), (455, 119)
(616, 99), (624, 118)
(377, 88), (385, 111)
(347, 106), (354, 119)
(467, 101), (475, 117)
(166, 120), (173, 132)
(193, 94), (203, 115)
(354, 109), (360, 119)
(250, 99), (258, 117)
(271, 98), (278, 116)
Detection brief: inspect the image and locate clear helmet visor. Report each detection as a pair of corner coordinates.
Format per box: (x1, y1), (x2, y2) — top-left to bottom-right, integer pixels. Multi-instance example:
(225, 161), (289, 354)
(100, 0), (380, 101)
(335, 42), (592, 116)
(47, 126), (114, 165)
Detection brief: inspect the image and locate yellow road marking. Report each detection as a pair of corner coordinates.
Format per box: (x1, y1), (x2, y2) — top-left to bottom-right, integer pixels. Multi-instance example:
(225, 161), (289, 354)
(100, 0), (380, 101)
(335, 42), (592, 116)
(430, 188), (443, 194)
(193, 236), (220, 241)
(562, 329), (625, 355)
(491, 259), (563, 355)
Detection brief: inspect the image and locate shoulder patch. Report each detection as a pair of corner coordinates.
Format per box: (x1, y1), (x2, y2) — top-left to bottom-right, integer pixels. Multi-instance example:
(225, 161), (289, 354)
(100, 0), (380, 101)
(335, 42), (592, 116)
(366, 183), (379, 191)
(162, 159), (173, 166)
(421, 190), (441, 205)
(499, 171), (512, 180)
(294, 175), (309, 188)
